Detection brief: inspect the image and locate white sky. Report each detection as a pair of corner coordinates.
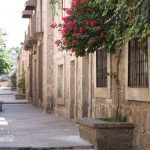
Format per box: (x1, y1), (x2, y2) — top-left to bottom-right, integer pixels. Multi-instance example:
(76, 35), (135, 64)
(0, 0), (29, 48)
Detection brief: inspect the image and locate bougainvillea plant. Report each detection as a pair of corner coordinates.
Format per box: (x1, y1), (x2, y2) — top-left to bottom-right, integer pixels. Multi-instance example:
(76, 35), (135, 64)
(50, 0), (150, 57)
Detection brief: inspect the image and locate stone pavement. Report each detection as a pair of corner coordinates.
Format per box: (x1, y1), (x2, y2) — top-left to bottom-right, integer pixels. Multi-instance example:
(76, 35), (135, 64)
(0, 88), (28, 104)
(0, 89), (94, 150)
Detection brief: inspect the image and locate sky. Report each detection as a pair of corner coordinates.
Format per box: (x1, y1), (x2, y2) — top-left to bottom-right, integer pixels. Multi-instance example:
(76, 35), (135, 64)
(0, 0), (29, 48)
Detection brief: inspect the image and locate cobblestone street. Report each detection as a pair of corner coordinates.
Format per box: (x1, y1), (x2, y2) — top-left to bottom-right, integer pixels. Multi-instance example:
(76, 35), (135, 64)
(0, 88), (93, 150)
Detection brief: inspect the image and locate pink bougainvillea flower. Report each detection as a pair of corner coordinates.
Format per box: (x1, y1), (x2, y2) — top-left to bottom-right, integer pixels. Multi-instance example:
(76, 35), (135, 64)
(65, 40), (69, 46)
(72, 33), (76, 37)
(71, 0), (88, 7)
(69, 26), (74, 31)
(74, 26), (78, 32)
(72, 40), (77, 44)
(84, 20), (90, 26)
(63, 8), (67, 11)
(91, 21), (96, 26)
(77, 33), (81, 37)
(73, 20), (77, 24)
(66, 9), (73, 15)
(80, 27), (84, 33)
(71, 0), (79, 7)
(50, 23), (57, 28)
(88, 40), (94, 45)
(62, 16), (70, 22)
(55, 40), (61, 46)
(86, 8), (93, 12)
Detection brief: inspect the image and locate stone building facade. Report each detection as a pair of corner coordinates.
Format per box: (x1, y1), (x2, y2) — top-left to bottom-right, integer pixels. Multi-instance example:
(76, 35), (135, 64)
(19, 0), (150, 149)
(16, 47), (29, 94)
(22, 0), (54, 110)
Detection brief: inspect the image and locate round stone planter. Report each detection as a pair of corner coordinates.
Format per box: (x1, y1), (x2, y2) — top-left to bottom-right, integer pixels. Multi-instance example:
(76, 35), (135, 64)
(78, 118), (134, 150)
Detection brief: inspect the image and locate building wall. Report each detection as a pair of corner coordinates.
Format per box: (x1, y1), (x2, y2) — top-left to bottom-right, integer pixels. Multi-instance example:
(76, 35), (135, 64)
(53, 0), (95, 120)
(16, 48), (29, 95)
(52, 1), (150, 149)
(92, 40), (150, 150)
(42, 0), (54, 111)
(22, 0), (150, 149)
(23, 0), (54, 111)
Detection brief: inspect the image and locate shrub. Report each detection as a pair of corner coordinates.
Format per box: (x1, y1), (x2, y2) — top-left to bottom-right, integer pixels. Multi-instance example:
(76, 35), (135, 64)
(17, 75), (25, 94)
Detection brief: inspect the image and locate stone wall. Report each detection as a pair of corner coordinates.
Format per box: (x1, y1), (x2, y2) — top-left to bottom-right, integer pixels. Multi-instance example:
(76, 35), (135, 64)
(92, 41), (150, 150)
(16, 48), (29, 95)
(21, 0), (150, 149)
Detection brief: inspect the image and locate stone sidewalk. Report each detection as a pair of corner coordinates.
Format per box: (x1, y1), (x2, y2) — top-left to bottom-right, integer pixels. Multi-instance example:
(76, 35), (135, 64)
(0, 89), (94, 150)
(0, 88), (27, 104)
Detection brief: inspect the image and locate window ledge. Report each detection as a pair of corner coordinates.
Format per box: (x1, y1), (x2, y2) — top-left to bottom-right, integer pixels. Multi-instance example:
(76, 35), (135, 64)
(95, 87), (111, 99)
(125, 87), (149, 102)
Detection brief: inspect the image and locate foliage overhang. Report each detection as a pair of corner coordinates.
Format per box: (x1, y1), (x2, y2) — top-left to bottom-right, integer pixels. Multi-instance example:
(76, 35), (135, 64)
(50, 0), (150, 57)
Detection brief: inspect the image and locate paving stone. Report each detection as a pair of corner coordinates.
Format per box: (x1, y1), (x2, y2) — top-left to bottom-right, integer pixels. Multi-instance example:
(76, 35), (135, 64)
(0, 89), (94, 149)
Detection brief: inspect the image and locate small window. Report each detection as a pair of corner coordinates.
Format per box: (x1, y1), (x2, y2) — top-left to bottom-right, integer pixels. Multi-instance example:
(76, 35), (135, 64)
(57, 64), (63, 97)
(96, 49), (107, 87)
(128, 37), (148, 87)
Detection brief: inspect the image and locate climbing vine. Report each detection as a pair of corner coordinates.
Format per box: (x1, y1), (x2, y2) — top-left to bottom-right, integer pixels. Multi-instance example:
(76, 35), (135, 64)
(49, 0), (150, 121)
(50, 0), (150, 56)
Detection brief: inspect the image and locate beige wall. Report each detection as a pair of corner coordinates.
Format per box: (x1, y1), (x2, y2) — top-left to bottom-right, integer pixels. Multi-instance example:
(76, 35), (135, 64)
(92, 39), (150, 150)
(22, 0), (150, 149)
(16, 47), (29, 95)
(52, 1), (150, 149)
(23, 0), (54, 111)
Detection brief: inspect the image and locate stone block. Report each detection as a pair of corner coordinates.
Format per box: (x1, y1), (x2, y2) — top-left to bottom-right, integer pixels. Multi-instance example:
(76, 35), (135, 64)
(78, 118), (134, 150)
(15, 94), (26, 100)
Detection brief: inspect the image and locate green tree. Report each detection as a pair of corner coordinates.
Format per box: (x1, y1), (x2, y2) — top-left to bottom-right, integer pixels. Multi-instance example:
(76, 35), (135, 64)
(0, 29), (7, 51)
(0, 28), (13, 75)
(0, 52), (13, 75)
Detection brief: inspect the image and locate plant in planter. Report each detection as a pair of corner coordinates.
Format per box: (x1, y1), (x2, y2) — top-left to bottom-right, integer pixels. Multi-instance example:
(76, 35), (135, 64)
(10, 72), (16, 91)
(17, 74), (25, 94)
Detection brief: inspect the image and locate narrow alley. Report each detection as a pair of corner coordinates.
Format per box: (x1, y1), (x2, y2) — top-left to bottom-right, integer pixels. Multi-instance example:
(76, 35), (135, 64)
(0, 0), (149, 149)
(0, 88), (93, 150)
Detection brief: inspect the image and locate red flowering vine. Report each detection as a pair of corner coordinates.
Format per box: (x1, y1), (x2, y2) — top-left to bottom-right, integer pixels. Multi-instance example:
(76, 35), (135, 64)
(50, 0), (149, 56)
(51, 0), (109, 56)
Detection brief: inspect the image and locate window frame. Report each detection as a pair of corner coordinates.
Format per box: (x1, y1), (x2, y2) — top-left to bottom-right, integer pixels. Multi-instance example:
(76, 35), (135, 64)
(94, 52), (111, 99)
(128, 37), (148, 88)
(55, 57), (65, 105)
(96, 49), (108, 88)
(125, 37), (150, 102)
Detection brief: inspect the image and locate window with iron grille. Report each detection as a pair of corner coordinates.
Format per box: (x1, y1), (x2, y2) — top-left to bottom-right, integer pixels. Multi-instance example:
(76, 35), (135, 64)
(128, 37), (148, 87)
(96, 49), (107, 87)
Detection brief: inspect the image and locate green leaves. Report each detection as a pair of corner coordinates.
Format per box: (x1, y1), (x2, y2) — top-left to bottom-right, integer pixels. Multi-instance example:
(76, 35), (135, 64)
(52, 0), (149, 57)
(0, 52), (13, 75)
(17, 74), (25, 94)
(0, 28), (13, 75)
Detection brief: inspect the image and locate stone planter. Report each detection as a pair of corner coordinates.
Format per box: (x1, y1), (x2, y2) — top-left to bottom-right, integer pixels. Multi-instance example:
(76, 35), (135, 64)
(15, 94), (26, 100)
(78, 118), (134, 150)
